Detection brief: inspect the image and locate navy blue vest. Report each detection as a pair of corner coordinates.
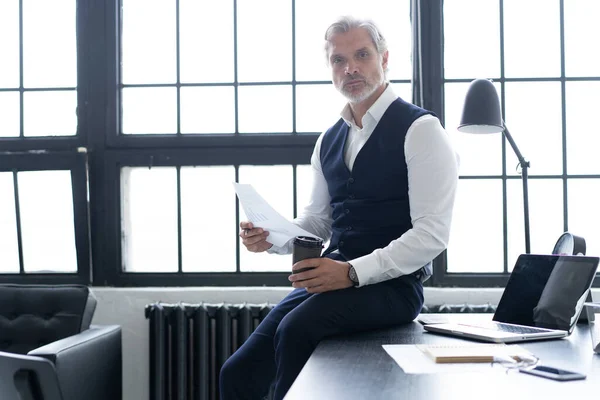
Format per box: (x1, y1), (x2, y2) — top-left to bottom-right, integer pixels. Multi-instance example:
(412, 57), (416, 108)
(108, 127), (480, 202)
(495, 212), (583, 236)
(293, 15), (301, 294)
(320, 98), (432, 261)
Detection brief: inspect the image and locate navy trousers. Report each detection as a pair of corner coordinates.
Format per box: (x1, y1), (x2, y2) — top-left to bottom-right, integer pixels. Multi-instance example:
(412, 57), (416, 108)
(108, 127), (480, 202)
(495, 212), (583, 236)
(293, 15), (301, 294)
(219, 271), (423, 400)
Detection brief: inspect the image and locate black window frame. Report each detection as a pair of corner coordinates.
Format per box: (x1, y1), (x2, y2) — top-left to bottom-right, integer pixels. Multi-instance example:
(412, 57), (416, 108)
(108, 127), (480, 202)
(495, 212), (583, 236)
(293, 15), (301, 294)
(0, 152), (91, 284)
(0, 0), (92, 284)
(90, 0), (414, 287)
(431, 0), (600, 288)
(3, 0), (598, 287)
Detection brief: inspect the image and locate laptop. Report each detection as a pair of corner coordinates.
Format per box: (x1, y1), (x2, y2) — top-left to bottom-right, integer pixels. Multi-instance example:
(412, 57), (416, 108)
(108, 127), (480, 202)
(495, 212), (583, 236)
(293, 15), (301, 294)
(424, 254), (600, 343)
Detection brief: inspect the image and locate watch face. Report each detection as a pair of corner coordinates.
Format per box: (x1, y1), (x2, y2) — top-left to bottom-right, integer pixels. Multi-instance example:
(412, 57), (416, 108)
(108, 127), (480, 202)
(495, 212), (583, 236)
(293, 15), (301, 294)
(349, 266), (359, 285)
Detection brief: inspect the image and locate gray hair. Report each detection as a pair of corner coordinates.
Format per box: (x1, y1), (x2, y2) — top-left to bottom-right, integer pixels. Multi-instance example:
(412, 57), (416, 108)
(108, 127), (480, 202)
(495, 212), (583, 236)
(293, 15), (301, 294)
(324, 16), (388, 60)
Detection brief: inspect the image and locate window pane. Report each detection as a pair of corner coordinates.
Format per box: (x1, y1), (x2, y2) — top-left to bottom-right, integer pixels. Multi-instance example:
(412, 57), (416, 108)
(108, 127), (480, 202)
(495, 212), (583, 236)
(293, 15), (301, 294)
(24, 90), (77, 136)
(390, 83), (412, 103)
(445, 82), (502, 176)
(295, 0), (411, 81)
(296, 84), (346, 133)
(568, 179), (600, 258)
(503, 0), (561, 78)
(506, 179), (563, 272)
(181, 86), (235, 134)
(180, 0), (234, 83)
(0, 173), (19, 273)
(121, 167), (178, 272)
(19, 171), (77, 273)
(0, 0), (19, 88)
(122, 87), (177, 134)
(447, 179), (503, 273)
(239, 165), (293, 272)
(505, 82), (562, 176)
(23, 0), (76, 88)
(237, 0), (291, 82)
(181, 166), (236, 272)
(238, 85), (292, 133)
(564, 0), (600, 77)
(566, 82), (600, 175)
(295, 164), (312, 216)
(121, 0), (176, 84)
(444, 0), (500, 79)
(0, 91), (20, 137)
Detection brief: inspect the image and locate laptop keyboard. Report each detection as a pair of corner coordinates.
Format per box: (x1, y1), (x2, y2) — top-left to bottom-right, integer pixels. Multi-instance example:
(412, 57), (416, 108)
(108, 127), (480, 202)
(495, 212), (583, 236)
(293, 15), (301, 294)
(469, 322), (552, 334)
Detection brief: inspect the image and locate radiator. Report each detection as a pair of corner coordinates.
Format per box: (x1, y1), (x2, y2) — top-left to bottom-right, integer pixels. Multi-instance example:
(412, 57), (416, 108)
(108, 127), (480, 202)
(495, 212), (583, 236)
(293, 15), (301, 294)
(145, 302), (275, 400)
(144, 301), (494, 400)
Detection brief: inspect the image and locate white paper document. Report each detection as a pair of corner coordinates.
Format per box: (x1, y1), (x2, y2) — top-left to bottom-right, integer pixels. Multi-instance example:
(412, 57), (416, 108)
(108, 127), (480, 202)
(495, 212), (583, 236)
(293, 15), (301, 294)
(382, 345), (505, 374)
(233, 183), (321, 247)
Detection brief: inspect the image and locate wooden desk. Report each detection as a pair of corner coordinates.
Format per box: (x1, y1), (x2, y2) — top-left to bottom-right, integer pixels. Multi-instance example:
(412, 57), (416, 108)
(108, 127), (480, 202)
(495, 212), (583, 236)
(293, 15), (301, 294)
(285, 315), (600, 400)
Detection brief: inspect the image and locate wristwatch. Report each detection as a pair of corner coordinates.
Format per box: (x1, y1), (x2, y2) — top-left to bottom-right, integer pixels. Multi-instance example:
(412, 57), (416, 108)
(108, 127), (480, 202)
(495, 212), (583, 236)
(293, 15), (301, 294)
(348, 263), (359, 287)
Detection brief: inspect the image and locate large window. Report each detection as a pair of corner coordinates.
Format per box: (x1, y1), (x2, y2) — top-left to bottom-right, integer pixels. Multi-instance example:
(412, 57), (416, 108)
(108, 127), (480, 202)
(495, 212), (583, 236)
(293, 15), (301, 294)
(2, 0), (598, 287)
(441, 0), (600, 286)
(104, 0), (412, 285)
(0, 0), (90, 284)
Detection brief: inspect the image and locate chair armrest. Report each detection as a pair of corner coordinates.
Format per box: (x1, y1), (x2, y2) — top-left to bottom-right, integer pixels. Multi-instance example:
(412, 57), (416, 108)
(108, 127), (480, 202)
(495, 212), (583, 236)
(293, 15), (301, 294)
(28, 325), (122, 400)
(0, 351), (64, 400)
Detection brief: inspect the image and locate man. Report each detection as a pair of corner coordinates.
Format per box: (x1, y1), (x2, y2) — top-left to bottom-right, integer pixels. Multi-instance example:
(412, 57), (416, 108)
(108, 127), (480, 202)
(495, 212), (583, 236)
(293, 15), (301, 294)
(220, 16), (458, 400)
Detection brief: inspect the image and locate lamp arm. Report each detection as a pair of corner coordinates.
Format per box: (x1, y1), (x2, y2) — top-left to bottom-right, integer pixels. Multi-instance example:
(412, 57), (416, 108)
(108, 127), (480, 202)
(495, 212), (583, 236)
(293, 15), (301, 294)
(502, 124), (529, 169)
(503, 124), (531, 254)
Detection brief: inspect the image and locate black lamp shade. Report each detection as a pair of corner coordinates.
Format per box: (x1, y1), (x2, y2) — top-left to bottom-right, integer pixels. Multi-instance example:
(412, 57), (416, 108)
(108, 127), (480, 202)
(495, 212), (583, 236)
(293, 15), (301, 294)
(458, 79), (504, 134)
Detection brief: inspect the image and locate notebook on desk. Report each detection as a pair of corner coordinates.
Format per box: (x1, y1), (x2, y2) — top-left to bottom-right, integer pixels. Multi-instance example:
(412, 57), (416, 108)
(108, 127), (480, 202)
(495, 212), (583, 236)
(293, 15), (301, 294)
(415, 343), (530, 363)
(424, 254), (600, 343)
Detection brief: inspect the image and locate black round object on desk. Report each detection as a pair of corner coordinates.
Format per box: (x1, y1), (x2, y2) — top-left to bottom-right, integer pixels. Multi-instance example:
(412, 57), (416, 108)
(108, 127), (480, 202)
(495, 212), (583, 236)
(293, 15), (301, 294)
(552, 232), (586, 256)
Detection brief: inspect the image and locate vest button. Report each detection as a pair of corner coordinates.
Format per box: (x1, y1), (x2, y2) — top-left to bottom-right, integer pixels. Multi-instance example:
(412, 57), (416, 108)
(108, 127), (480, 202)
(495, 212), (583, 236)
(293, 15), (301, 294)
(339, 241), (345, 247)
(346, 226), (353, 231)
(345, 209), (350, 214)
(348, 178), (355, 184)
(348, 194), (355, 199)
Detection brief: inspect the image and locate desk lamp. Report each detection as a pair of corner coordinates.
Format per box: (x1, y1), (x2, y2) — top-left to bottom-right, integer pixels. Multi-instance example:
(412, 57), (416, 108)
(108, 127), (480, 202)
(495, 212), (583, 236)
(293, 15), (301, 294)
(457, 78), (531, 253)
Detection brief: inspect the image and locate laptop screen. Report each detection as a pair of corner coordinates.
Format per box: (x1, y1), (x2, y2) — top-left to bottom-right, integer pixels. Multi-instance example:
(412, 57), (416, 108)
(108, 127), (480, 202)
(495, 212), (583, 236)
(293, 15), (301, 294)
(493, 254), (599, 332)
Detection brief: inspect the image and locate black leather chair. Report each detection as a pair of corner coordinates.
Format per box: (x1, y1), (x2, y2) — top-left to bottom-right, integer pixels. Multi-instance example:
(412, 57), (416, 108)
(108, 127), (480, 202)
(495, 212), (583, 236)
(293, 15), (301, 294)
(0, 284), (122, 400)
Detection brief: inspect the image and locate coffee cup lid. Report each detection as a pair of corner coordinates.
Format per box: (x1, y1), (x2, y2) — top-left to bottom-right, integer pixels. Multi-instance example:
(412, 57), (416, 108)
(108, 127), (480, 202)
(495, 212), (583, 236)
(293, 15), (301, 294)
(293, 236), (323, 248)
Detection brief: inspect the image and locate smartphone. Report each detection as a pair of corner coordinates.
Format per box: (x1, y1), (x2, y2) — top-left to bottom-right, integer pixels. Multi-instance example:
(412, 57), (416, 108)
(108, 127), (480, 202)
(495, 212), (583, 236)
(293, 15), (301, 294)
(519, 365), (586, 381)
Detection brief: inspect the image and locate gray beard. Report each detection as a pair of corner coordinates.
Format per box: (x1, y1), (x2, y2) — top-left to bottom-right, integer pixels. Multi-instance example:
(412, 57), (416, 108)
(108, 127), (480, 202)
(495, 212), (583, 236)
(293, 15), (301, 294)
(342, 84), (376, 103)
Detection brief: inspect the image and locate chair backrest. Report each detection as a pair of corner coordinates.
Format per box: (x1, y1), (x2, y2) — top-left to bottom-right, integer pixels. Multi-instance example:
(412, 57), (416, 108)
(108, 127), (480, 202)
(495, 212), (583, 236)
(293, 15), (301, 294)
(0, 285), (97, 354)
(0, 351), (63, 400)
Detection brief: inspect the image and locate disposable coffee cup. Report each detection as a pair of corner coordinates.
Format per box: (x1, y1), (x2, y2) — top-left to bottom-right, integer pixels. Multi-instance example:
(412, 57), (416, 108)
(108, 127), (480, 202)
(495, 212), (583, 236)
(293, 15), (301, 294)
(292, 236), (323, 273)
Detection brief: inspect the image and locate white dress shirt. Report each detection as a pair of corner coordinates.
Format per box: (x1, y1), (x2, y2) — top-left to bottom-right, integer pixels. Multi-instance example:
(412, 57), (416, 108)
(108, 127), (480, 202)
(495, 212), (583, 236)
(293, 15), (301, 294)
(270, 84), (459, 287)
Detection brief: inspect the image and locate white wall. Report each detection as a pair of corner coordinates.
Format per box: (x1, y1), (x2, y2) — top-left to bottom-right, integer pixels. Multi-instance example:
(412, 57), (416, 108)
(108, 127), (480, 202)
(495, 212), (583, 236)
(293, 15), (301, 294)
(91, 287), (600, 400)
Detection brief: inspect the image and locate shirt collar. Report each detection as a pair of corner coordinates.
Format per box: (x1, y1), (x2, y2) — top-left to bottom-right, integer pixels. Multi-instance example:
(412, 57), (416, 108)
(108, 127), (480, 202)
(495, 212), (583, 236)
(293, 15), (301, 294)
(340, 84), (398, 129)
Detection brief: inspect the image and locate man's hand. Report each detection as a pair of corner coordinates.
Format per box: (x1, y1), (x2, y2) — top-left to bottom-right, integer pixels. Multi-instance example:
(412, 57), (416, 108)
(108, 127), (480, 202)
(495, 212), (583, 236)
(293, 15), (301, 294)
(289, 258), (353, 293)
(239, 222), (272, 253)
